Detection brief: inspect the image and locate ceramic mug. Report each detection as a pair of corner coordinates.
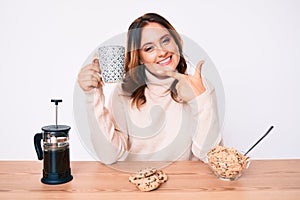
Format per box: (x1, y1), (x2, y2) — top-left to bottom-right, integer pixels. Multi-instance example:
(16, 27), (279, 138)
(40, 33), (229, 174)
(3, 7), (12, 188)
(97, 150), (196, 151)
(98, 45), (125, 83)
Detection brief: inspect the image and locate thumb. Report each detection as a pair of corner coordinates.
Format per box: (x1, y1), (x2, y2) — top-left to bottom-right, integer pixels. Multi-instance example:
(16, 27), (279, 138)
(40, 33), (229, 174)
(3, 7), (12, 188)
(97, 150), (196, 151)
(93, 58), (99, 65)
(161, 69), (186, 81)
(92, 52), (100, 66)
(92, 52), (99, 61)
(193, 60), (205, 79)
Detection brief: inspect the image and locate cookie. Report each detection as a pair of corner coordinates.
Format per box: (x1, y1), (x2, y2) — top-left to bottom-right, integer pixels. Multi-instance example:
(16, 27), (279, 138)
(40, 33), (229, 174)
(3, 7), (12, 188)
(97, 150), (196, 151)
(129, 167), (168, 192)
(129, 175), (143, 184)
(137, 167), (157, 178)
(156, 170), (168, 183)
(136, 174), (160, 192)
(129, 167), (157, 183)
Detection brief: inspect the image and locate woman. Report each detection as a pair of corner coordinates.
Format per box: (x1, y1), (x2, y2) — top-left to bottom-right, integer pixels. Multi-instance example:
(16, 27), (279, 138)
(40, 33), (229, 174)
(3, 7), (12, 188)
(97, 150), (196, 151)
(78, 13), (221, 164)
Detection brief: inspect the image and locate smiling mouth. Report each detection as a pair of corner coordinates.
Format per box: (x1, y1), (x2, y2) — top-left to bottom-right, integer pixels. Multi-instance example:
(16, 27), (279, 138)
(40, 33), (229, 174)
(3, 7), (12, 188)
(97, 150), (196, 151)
(157, 56), (172, 66)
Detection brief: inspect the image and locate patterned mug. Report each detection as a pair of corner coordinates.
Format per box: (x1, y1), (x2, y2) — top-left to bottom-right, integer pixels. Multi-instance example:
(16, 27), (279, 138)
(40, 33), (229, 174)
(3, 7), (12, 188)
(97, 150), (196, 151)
(98, 45), (125, 83)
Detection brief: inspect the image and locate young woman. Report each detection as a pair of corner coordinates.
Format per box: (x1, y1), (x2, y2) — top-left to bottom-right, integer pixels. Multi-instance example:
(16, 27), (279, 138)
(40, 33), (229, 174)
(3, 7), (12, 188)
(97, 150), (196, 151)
(78, 13), (221, 164)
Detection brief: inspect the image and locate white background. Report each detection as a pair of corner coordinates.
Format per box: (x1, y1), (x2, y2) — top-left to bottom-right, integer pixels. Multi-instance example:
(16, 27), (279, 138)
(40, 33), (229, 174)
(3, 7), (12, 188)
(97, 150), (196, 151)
(0, 0), (299, 161)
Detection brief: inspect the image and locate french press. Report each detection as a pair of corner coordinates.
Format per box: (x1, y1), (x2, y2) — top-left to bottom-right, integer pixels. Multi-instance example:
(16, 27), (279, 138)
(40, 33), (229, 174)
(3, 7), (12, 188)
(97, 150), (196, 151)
(34, 99), (73, 184)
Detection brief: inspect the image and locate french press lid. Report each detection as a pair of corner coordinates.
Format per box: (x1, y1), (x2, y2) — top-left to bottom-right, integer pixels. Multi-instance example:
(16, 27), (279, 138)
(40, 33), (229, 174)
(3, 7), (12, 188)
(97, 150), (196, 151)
(42, 125), (71, 132)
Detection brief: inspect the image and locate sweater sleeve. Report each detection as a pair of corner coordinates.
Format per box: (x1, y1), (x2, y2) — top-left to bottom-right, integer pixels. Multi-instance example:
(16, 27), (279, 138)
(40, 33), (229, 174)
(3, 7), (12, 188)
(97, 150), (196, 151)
(188, 78), (222, 163)
(84, 85), (129, 164)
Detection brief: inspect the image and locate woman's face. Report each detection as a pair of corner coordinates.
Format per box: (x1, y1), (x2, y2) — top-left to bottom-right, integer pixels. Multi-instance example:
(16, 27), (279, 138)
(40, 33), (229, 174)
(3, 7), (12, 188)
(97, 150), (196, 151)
(139, 22), (180, 78)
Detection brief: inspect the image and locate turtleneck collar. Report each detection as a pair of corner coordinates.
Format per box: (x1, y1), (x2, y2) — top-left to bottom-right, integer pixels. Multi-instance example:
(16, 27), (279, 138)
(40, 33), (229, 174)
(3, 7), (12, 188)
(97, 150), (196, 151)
(145, 69), (176, 97)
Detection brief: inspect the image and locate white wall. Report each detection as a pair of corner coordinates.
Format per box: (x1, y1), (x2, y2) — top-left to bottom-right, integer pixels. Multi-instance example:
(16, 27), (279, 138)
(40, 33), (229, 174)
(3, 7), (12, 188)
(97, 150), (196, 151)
(0, 0), (299, 161)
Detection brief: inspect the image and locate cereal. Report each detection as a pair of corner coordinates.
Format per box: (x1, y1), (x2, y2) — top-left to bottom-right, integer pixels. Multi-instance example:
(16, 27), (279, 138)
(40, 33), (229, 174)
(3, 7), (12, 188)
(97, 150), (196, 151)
(207, 145), (250, 180)
(129, 167), (168, 192)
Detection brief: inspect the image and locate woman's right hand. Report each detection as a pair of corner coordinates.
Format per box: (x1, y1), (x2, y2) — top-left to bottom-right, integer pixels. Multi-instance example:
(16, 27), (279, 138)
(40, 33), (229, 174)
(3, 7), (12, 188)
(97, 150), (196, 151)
(77, 59), (104, 92)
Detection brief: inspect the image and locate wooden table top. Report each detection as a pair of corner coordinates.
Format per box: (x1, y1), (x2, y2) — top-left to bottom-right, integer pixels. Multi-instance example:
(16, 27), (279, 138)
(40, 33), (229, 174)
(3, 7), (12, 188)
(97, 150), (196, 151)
(0, 160), (299, 200)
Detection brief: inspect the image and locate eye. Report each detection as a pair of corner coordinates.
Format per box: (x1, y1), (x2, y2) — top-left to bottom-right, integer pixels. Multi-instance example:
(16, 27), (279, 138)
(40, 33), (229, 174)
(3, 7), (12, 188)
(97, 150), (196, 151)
(161, 36), (171, 46)
(143, 45), (155, 52)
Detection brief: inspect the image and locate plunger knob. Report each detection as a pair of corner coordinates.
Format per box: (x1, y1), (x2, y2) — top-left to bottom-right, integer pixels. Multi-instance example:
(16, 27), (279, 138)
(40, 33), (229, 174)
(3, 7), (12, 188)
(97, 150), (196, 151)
(51, 99), (62, 105)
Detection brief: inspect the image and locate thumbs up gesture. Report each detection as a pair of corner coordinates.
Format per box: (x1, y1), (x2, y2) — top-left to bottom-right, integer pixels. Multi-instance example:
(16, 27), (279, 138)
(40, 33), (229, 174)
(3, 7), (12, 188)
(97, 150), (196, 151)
(161, 60), (206, 102)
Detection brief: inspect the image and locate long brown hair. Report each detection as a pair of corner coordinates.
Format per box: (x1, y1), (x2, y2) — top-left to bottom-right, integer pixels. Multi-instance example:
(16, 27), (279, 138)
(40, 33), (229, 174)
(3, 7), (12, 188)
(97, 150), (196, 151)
(122, 13), (187, 108)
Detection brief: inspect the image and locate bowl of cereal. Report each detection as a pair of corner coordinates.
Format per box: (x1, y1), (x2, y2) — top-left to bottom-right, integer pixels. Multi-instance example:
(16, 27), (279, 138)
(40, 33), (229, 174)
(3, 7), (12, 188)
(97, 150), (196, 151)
(207, 145), (250, 181)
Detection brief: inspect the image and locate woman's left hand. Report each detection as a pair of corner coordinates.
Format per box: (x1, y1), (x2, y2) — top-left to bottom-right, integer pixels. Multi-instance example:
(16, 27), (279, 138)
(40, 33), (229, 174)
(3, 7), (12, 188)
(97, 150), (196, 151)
(161, 60), (206, 102)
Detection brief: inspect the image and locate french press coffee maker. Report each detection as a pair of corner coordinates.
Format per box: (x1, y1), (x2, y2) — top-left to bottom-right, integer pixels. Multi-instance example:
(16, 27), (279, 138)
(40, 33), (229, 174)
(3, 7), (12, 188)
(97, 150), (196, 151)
(34, 99), (73, 184)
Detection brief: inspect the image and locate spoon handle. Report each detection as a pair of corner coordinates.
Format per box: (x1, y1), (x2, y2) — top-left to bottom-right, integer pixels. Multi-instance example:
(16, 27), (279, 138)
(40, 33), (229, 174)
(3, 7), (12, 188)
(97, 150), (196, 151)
(244, 126), (274, 156)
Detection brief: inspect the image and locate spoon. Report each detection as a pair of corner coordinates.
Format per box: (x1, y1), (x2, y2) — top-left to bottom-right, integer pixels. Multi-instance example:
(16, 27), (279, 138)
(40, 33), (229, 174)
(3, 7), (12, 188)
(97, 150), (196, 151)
(244, 126), (274, 156)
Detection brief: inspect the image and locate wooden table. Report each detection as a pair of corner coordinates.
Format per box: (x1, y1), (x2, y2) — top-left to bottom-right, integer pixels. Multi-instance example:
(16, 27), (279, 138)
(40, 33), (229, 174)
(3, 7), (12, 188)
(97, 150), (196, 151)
(0, 160), (299, 200)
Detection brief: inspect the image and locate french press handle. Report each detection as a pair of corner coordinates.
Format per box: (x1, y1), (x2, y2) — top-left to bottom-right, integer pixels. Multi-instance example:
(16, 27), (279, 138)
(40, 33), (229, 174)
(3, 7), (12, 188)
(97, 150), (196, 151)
(34, 133), (43, 160)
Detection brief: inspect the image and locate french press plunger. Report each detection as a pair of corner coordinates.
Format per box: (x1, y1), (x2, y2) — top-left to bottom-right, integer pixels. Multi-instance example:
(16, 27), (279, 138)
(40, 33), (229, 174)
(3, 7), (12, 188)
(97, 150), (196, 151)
(34, 99), (73, 184)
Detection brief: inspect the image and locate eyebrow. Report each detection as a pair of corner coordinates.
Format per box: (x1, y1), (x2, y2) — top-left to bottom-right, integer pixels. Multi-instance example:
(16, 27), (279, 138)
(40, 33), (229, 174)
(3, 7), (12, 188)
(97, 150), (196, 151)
(140, 33), (170, 49)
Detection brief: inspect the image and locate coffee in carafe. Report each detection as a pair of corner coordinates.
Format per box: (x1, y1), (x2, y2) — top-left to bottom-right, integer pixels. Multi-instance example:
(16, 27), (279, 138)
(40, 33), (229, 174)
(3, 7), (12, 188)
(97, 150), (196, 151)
(34, 99), (73, 184)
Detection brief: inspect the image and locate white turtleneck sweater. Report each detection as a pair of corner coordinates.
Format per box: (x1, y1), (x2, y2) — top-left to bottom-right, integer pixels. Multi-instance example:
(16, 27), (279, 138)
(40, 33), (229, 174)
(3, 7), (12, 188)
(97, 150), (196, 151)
(85, 69), (221, 164)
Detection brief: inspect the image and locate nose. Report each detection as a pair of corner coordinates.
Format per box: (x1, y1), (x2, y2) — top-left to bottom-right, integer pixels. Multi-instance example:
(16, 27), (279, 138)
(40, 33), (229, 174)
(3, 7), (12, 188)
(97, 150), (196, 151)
(156, 47), (168, 57)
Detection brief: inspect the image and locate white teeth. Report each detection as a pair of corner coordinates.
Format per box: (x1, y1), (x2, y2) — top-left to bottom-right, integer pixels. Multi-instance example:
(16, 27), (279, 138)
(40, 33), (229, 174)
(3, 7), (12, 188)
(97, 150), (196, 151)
(158, 57), (170, 64)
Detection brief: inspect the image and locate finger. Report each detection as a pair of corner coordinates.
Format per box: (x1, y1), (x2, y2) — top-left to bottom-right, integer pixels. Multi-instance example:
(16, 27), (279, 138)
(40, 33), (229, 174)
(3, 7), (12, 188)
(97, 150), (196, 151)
(78, 72), (102, 90)
(85, 79), (100, 89)
(92, 52), (99, 61)
(92, 59), (101, 73)
(89, 73), (102, 83)
(78, 67), (100, 80)
(81, 63), (101, 73)
(159, 69), (186, 81)
(78, 79), (99, 91)
(92, 58), (99, 65)
(193, 60), (205, 79)
(97, 73), (105, 86)
(168, 71), (186, 81)
(85, 76), (104, 88)
(86, 73), (102, 84)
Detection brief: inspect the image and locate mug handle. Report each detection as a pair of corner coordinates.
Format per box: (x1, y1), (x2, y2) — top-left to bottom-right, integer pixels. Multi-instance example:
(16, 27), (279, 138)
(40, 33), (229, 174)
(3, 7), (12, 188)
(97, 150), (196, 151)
(34, 133), (43, 160)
